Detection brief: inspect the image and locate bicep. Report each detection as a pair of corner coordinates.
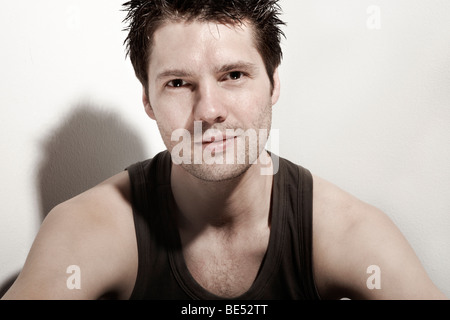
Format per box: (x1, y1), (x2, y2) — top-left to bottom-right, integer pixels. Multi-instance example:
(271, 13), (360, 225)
(342, 210), (445, 299)
(3, 203), (130, 300)
(312, 177), (446, 300)
(316, 203), (445, 299)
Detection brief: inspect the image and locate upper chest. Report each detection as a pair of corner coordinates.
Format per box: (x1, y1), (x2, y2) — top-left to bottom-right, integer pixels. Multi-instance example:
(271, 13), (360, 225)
(180, 226), (270, 298)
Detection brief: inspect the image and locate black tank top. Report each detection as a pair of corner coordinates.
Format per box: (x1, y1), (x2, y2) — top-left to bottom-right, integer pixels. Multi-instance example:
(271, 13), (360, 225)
(126, 150), (320, 300)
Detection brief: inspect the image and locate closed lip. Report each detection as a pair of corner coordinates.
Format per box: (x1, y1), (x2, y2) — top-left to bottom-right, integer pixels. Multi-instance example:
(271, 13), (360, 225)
(197, 135), (238, 153)
(201, 135), (237, 145)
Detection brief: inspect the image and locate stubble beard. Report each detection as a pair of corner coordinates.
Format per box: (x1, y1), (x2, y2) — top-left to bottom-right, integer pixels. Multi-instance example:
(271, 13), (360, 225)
(158, 104), (273, 183)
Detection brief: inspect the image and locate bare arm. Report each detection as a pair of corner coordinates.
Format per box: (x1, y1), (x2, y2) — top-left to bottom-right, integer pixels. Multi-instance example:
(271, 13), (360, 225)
(2, 172), (137, 300)
(312, 175), (447, 300)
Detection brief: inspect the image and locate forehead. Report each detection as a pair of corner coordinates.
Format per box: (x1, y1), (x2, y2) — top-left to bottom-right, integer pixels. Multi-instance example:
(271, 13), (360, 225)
(148, 20), (263, 77)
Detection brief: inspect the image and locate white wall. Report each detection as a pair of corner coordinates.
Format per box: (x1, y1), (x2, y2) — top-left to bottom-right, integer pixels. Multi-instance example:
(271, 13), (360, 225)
(1, 0), (449, 298)
(274, 0), (450, 296)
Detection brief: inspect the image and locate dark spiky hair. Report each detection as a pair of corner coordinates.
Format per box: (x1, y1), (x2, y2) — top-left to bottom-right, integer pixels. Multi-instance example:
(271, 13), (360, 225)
(122, 0), (285, 90)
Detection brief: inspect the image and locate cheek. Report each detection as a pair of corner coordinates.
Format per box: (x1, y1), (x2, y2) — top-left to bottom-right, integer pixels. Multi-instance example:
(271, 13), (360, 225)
(229, 90), (271, 124)
(150, 92), (194, 128)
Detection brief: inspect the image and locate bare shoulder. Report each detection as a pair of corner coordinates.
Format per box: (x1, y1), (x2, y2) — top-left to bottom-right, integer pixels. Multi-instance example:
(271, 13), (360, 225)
(2, 171), (137, 300)
(312, 175), (446, 300)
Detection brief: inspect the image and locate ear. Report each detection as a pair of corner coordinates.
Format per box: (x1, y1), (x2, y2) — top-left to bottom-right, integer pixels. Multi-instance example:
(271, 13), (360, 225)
(271, 68), (281, 106)
(142, 86), (156, 120)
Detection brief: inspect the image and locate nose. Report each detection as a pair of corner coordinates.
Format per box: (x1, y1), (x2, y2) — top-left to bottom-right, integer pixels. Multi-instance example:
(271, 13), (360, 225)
(193, 81), (228, 125)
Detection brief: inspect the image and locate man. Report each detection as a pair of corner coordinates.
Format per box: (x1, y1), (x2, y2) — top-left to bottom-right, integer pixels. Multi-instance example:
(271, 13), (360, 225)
(2, 0), (446, 300)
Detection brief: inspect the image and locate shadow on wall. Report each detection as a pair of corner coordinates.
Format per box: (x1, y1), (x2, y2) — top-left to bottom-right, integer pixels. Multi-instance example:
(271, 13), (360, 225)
(37, 104), (148, 220)
(1, 104), (148, 297)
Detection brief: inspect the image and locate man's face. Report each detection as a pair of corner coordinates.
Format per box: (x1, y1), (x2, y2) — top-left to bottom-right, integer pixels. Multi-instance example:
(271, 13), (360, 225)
(144, 20), (280, 181)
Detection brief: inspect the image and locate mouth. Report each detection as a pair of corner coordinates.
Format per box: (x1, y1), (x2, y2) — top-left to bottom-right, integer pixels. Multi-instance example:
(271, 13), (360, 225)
(199, 135), (237, 153)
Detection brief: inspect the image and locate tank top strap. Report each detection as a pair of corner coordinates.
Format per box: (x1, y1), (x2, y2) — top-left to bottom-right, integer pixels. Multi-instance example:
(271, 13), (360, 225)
(272, 156), (320, 299)
(296, 164), (321, 299)
(126, 151), (185, 299)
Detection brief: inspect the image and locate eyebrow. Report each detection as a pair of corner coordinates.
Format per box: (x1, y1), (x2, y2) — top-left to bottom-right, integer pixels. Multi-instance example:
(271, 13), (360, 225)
(155, 61), (259, 82)
(216, 61), (259, 74)
(156, 69), (194, 82)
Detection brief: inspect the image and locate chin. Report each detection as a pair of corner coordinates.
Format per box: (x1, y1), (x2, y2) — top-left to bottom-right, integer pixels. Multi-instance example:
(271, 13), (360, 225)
(181, 162), (252, 183)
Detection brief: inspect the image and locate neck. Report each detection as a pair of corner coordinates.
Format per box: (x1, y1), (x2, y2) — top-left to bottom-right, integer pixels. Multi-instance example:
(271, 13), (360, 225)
(171, 152), (274, 232)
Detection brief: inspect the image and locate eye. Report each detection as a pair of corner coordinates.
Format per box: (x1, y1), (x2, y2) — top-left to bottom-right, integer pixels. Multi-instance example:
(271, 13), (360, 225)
(167, 79), (188, 88)
(228, 71), (243, 80)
